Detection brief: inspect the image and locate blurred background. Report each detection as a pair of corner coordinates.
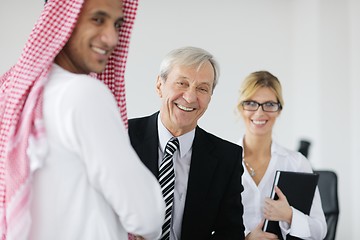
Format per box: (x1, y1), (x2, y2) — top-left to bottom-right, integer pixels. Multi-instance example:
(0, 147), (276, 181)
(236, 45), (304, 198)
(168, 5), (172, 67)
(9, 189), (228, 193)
(1, 0), (359, 239)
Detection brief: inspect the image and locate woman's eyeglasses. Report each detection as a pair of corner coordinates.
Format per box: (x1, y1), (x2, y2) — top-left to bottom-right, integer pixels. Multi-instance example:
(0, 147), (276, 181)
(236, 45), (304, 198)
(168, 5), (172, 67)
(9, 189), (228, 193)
(241, 101), (282, 112)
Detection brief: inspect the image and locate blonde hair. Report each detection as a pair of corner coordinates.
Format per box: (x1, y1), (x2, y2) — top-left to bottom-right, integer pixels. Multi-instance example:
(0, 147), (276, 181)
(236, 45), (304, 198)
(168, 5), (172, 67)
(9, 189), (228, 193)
(236, 71), (284, 113)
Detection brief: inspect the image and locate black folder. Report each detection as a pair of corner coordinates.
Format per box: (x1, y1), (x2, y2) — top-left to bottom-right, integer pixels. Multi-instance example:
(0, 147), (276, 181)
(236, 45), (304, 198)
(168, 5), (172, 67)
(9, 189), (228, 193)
(263, 170), (319, 239)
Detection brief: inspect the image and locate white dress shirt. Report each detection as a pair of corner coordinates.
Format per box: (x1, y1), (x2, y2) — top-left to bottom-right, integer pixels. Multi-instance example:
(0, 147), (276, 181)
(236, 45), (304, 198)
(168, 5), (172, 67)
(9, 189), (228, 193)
(157, 116), (194, 240)
(237, 138), (327, 240)
(28, 64), (165, 240)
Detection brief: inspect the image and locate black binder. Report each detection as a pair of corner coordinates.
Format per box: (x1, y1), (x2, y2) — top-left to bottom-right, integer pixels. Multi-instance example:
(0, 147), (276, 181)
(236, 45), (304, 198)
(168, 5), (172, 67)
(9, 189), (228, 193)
(263, 171), (319, 239)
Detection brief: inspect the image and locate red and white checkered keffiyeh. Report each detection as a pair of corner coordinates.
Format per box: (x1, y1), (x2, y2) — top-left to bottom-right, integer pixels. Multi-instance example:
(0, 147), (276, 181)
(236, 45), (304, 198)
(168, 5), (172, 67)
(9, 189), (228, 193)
(0, 0), (138, 239)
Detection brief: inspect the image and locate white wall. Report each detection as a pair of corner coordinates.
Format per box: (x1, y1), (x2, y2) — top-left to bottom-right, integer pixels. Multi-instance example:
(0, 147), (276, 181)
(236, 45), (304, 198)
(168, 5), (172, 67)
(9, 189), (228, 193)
(349, 0), (360, 238)
(1, 0), (359, 239)
(0, 1), (43, 74)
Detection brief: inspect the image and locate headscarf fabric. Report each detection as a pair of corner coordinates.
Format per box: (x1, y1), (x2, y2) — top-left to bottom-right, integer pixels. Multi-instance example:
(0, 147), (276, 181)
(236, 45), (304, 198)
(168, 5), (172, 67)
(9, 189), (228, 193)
(0, 0), (138, 239)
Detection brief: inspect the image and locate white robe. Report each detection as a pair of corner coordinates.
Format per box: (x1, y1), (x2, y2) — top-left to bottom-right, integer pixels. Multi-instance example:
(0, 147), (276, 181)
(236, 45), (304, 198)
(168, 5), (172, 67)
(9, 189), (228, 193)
(28, 64), (165, 240)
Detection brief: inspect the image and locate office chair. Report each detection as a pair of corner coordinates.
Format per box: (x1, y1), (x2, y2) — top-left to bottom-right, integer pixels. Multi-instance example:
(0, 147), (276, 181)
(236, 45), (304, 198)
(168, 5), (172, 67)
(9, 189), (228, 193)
(314, 170), (339, 240)
(297, 139), (339, 240)
(298, 139), (311, 158)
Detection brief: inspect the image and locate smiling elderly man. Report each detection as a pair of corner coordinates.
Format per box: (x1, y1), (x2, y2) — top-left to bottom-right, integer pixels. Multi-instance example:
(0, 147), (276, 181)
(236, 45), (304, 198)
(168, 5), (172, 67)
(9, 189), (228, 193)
(128, 46), (245, 240)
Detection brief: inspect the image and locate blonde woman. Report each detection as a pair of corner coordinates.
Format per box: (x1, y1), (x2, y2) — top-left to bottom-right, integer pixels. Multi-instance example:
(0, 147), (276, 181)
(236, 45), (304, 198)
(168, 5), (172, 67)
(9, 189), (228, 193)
(236, 71), (327, 240)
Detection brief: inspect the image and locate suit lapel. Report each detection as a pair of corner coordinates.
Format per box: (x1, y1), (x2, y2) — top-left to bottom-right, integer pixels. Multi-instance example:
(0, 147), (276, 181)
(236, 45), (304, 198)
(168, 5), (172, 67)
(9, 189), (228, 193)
(133, 113), (160, 177)
(182, 127), (219, 229)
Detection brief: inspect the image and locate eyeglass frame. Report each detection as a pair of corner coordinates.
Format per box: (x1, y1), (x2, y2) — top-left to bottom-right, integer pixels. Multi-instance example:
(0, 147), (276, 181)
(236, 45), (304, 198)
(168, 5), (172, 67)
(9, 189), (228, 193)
(241, 100), (282, 112)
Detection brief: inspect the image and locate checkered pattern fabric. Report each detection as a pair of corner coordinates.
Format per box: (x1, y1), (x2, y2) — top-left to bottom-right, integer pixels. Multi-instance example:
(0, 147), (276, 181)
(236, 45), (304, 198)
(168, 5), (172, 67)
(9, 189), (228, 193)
(0, 0), (138, 239)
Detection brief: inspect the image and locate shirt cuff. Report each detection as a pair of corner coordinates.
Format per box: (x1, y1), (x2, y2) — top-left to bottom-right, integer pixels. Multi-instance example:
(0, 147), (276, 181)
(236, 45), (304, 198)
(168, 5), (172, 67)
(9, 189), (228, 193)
(283, 207), (311, 238)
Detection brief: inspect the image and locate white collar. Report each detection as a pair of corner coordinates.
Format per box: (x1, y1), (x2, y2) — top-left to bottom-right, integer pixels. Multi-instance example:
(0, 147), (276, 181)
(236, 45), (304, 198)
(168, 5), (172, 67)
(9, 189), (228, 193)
(157, 115), (195, 158)
(237, 136), (288, 157)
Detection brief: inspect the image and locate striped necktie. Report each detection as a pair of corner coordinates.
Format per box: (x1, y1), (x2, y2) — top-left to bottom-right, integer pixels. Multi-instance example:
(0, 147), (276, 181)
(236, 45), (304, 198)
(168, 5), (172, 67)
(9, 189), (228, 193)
(159, 137), (179, 240)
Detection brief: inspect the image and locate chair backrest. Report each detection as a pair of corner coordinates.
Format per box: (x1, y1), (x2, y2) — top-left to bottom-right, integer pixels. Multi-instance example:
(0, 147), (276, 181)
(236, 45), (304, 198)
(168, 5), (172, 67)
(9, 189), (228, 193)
(298, 139), (311, 158)
(313, 170), (339, 240)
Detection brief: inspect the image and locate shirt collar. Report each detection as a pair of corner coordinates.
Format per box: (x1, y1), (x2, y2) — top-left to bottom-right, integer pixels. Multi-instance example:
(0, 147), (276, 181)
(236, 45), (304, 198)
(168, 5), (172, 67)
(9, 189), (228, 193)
(158, 116), (195, 158)
(237, 136), (288, 157)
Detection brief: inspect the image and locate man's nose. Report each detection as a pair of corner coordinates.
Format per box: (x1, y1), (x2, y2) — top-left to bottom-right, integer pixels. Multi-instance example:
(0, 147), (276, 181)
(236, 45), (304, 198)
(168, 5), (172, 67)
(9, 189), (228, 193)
(100, 25), (119, 49)
(182, 88), (197, 103)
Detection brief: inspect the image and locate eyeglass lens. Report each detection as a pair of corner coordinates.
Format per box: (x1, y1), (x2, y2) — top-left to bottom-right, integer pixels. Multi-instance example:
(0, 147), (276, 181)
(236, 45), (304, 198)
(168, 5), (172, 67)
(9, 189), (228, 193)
(242, 101), (280, 112)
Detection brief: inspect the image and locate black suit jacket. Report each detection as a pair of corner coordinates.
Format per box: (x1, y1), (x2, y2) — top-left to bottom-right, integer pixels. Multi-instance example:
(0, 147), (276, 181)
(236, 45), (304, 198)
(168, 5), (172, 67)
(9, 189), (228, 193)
(128, 112), (245, 240)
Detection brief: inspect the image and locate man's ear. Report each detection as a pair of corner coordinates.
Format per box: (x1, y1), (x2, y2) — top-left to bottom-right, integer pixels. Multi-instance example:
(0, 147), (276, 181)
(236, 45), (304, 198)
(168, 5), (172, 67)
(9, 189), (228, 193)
(156, 76), (163, 97)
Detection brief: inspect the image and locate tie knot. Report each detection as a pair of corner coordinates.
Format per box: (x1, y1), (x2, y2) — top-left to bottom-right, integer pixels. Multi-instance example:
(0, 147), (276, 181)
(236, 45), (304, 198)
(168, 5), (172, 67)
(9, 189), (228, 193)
(165, 137), (179, 156)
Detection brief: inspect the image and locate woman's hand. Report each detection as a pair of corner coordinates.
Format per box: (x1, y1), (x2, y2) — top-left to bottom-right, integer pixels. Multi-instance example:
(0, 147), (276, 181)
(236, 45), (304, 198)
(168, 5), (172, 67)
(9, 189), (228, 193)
(245, 220), (279, 240)
(264, 186), (293, 224)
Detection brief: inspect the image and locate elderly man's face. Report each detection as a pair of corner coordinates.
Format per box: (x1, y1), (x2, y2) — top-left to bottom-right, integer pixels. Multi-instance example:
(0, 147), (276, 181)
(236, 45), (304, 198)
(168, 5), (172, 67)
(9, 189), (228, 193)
(156, 61), (214, 136)
(56, 0), (124, 74)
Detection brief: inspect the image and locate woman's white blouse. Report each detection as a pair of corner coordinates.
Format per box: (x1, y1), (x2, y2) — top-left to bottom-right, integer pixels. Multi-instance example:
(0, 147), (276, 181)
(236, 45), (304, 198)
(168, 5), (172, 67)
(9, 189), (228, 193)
(238, 139), (327, 240)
